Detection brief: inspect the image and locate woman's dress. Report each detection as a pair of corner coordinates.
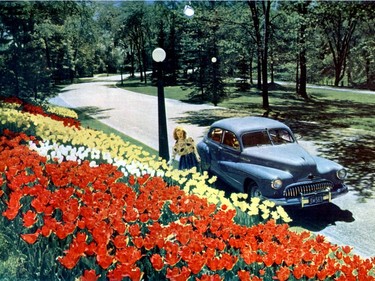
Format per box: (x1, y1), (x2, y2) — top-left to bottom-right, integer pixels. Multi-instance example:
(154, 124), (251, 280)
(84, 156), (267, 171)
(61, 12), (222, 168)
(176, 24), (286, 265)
(172, 137), (199, 170)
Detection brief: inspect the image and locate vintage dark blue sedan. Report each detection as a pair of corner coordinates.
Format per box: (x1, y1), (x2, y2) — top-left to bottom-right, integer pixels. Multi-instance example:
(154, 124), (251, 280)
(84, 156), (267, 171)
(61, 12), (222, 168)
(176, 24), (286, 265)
(197, 117), (348, 207)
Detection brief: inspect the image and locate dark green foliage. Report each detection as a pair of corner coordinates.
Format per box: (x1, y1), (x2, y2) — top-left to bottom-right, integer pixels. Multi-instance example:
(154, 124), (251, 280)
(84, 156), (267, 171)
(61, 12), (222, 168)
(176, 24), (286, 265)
(0, 1), (97, 101)
(1, 0), (374, 104)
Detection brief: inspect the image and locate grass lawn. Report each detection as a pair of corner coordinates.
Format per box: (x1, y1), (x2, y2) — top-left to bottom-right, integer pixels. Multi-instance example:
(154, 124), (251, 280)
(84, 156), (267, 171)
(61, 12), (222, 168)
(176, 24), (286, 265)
(116, 77), (191, 101)
(117, 77), (375, 132)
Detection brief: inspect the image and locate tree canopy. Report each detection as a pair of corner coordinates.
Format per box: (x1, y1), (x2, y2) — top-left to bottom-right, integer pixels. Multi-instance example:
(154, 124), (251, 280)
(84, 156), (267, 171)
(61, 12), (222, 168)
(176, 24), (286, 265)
(0, 0), (374, 106)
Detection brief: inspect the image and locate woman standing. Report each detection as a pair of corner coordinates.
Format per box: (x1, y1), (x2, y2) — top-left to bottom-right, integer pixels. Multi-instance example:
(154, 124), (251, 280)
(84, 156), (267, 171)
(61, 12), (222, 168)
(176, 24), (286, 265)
(169, 126), (201, 170)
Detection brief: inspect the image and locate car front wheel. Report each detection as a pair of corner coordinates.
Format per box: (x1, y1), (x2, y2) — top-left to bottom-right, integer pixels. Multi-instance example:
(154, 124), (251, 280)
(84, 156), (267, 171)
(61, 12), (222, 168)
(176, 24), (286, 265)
(247, 181), (263, 199)
(199, 150), (211, 172)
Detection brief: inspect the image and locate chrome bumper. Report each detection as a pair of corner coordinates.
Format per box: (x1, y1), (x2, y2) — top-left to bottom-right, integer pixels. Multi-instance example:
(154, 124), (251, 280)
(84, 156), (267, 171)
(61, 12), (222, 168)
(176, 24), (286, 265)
(267, 184), (349, 207)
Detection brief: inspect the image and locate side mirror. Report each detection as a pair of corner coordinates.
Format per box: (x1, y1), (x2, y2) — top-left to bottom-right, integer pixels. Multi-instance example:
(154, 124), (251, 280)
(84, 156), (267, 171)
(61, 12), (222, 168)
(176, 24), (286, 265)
(294, 133), (303, 140)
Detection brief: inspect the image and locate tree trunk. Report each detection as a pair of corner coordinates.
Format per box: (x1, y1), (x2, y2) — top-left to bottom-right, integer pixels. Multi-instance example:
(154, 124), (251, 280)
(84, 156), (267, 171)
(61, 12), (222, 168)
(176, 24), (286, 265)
(142, 48), (147, 85)
(135, 42), (143, 82)
(261, 1), (270, 109)
(249, 49), (253, 85)
(295, 55), (299, 95)
(299, 49), (308, 98)
(270, 51), (274, 84)
(130, 44), (135, 78)
(248, 1), (262, 90)
(297, 1), (310, 99)
(43, 37), (51, 69)
(366, 58), (370, 85)
(169, 13), (178, 85)
(334, 63), (342, 86)
(324, 14), (357, 87)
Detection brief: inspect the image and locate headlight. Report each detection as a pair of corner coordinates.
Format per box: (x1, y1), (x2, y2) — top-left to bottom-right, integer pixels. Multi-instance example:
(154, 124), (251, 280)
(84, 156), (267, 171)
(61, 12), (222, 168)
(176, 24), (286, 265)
(336, 169), (347, 180)
(271, 178), (283, 189)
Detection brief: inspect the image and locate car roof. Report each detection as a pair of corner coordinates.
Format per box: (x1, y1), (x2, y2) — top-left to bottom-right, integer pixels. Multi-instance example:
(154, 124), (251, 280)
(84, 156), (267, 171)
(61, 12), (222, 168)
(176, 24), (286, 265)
(210, 117), (291, 135)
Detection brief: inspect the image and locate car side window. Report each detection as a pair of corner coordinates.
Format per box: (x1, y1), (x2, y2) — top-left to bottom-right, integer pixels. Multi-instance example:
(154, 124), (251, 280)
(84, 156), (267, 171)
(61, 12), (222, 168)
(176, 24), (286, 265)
(223, 131), (240, 150)
(209, 128), (223, 143)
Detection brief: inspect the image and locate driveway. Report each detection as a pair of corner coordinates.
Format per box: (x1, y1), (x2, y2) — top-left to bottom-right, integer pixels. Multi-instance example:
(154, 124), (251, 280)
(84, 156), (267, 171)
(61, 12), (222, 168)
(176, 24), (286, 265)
(50, 75), (375, 259)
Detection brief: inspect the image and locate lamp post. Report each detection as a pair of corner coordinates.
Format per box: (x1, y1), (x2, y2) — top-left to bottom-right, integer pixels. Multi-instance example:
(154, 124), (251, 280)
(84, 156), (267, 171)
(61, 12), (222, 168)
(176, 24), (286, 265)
(152, 47), (169, 161)
(183, 4), (194, 17)
(211, 57), (218, 106)
(120, 65), (124, 85)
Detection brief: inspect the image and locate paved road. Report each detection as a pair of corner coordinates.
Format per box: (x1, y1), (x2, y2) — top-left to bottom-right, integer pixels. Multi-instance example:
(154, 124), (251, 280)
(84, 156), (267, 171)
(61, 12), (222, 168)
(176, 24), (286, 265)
(277, 81), (375, 95)
(50, 75), (216, 153)
(285, 192), (375, 259)
(50, 75), (375, 259)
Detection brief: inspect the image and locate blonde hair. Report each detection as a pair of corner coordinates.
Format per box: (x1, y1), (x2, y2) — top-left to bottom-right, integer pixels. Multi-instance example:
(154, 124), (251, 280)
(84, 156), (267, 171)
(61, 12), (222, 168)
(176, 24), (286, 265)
(173, 126), (187, 141)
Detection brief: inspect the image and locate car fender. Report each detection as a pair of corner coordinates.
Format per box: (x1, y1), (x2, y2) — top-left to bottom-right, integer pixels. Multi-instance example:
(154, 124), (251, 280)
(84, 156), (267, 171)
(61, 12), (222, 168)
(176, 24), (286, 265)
(313, 156), (343, 173)
(218, 161), (294, 189)
(197, 141), (211, 170)
(313, 156), (345, 182)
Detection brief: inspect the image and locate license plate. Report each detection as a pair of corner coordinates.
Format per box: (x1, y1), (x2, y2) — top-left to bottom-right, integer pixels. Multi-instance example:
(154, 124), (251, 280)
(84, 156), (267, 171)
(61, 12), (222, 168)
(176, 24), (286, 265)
(301, 191), (331, 207)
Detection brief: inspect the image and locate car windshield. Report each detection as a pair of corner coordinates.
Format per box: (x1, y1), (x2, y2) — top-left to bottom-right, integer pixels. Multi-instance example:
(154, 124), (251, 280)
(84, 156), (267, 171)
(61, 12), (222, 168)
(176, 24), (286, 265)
(242, 129), (294, 148)
(268, 129), (294, 145)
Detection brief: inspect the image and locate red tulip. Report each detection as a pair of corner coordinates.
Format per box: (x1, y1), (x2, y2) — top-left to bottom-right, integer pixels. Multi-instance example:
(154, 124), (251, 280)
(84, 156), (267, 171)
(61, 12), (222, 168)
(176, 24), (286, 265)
(275, 266), (290, 281)
(22, 210), (37, 228)
(166, 266), (191, 281)
(57, 254), (79, 270)
(187, 253), (206, 275)
(150, 254), (164, 271)
(96, 252), (114, 269)
(113, 235), (129, 249)
(81, 269), (100, 281)
(237, 270), (251, 281)
(21, 231), (40, 244)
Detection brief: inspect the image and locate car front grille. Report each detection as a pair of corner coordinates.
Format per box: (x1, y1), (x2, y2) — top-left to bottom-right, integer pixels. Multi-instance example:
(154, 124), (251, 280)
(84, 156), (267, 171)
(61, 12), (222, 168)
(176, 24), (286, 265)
(283, 181), (334, 197)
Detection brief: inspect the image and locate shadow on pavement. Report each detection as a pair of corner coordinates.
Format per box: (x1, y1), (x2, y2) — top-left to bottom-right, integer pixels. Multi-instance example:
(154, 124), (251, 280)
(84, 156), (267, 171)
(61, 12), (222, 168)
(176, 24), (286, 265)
(75, 106), (114, 120)
(213, 177), (355, 232)
(284, 204), (355, 232)
(174, 108), (249, 128)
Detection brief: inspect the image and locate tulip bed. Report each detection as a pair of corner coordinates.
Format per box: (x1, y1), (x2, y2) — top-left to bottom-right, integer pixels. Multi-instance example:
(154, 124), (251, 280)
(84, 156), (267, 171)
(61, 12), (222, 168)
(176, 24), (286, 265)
(0, 97), (374, 281)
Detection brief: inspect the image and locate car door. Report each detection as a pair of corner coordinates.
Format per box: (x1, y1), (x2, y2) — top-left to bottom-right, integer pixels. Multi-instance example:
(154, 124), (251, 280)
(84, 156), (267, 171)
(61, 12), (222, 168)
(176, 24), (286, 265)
(217, 130), (242, 187)
(206, 128), (224, 174)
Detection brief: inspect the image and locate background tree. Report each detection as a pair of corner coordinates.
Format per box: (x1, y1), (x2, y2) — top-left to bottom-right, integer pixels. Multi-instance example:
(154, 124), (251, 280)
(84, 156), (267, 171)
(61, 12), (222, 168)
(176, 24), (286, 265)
(0, 1), (52, 98)
(313, 1), (361, 87)
(0, 1), (99, 99)
(184, 5), (213, 103)
(185, 2), (227, 106)
(295, 0), (311, 99)
(248, 0), (273, 109)
(117, 2), (152, 84)
(1, 0), (374, 105)
(247, 1), (262, 91)
(277, 0), (312, 99)
(219, 2), (256, 91)
(346, 2), (375, 88)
